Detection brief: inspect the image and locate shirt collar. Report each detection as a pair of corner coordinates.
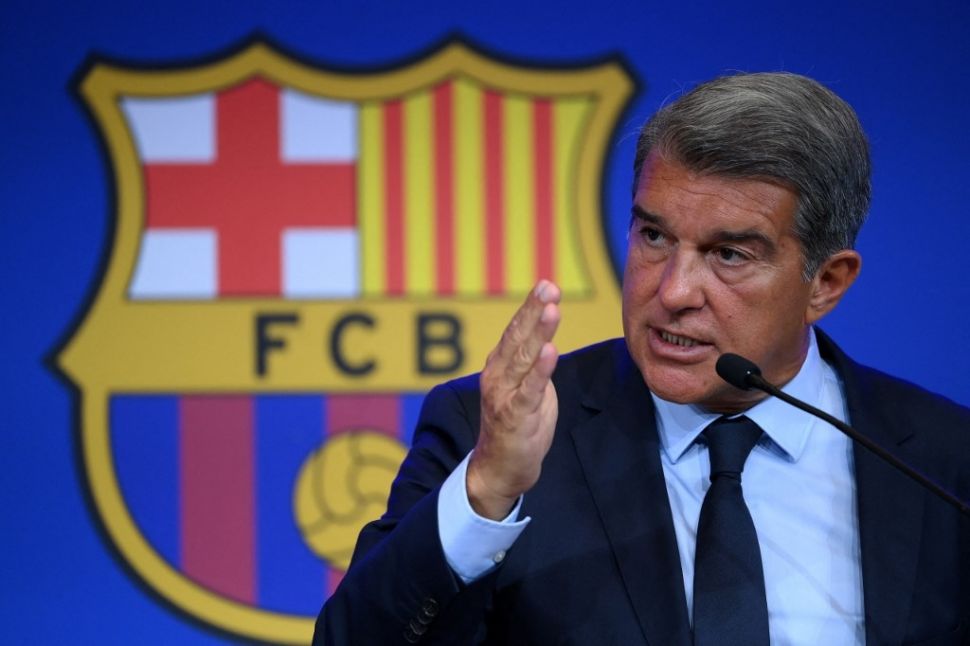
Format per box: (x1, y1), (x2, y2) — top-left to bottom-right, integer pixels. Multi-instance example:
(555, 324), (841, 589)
(652, 328), (825, 464)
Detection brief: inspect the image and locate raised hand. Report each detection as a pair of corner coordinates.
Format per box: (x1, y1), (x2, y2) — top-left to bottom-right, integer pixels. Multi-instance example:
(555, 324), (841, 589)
(466, 280), (562, 520)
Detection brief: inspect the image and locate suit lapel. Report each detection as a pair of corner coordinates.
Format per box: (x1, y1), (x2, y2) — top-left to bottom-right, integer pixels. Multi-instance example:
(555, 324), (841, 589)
(818, 331), (925, 646)
(568, 344), (692, 646)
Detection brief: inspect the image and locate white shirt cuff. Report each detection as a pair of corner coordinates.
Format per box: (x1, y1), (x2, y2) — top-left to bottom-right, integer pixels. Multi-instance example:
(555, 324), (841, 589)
(437, 452), (531, 584)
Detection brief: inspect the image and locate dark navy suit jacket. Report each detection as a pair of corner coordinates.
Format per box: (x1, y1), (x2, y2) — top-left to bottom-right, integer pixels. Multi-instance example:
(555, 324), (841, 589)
(314, 331), (970, 645)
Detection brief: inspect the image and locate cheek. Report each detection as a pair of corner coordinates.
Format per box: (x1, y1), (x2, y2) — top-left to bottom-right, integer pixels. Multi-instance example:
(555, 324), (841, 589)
(621, 260), (639, 306)
(705, 282), (776, 342)
(622, 256), (659, 300)
(723, 281), (811, 344)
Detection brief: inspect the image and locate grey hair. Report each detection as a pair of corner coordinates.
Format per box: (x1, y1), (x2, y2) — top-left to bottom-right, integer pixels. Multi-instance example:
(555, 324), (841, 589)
(632, 72), (871, 279)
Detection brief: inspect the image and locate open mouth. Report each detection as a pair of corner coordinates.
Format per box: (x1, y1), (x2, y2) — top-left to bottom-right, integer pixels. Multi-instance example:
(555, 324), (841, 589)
(658, 329), (706, 348)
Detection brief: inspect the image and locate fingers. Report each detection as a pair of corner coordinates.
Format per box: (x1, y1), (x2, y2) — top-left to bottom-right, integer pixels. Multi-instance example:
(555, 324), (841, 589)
(491, 280), (561, 383)
(513, 342), (559, 411)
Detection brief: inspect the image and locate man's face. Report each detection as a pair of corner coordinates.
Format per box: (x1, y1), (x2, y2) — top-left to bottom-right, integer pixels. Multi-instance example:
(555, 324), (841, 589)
(622, 154), (820, 413)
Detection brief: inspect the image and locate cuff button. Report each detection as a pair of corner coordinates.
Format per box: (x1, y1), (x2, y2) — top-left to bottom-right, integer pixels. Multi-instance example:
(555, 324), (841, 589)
(421, 598), (439, 616)
(409, 619), (428, 635)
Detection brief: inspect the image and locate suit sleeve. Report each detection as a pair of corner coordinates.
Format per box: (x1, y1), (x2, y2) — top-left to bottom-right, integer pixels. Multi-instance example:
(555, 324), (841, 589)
(313, 379), (501, 645)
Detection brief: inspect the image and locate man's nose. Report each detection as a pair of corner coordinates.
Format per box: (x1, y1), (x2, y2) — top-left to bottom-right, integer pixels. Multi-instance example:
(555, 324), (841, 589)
(657, 251), (706, 312)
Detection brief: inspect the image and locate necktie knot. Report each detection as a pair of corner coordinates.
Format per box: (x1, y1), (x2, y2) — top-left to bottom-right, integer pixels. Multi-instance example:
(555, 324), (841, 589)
(702, 416), (762, 481)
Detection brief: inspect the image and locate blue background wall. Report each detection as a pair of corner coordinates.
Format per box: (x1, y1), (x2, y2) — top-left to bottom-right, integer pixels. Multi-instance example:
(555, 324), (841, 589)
(2, 0), (968, 643)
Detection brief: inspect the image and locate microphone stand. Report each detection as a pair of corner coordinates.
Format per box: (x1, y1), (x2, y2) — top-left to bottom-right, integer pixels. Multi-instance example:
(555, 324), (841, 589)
(747, 372), (970, 518)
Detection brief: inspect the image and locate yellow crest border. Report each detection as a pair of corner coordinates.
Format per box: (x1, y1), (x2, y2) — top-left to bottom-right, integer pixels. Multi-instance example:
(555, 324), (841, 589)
(58, 39), (634, 643)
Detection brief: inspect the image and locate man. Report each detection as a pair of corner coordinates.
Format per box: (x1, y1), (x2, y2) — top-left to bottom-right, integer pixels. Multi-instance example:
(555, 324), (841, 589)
(314, 73), (970, 645)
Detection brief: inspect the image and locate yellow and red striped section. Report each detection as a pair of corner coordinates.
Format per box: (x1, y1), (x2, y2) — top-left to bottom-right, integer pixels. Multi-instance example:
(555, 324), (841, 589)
(359, 77), (593, 297)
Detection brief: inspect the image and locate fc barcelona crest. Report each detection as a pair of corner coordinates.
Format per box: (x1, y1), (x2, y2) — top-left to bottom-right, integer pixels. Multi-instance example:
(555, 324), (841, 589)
(57, 40), (632, 642)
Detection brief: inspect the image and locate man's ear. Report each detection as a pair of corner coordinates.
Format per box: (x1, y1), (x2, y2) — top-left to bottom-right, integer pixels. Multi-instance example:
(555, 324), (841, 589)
(805, 250), (862, 324)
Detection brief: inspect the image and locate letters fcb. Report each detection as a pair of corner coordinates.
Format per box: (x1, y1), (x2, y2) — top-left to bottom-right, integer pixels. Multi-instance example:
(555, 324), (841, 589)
(254, 310), (464, 378)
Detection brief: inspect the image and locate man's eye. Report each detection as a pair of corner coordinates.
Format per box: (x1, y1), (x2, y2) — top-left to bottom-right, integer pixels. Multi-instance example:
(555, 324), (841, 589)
(714, 247), (748, 264)
(641, 227), (664, 244)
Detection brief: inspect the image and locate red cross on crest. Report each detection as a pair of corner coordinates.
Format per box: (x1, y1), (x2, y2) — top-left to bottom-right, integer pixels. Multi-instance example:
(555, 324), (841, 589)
(141, 78), (357, 296)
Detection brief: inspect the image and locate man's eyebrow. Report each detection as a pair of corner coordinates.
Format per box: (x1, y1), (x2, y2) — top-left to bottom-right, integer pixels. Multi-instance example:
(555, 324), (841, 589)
(629, 205), (663, 227)
(630, 204), (777, 252)
(709, 229), (776, 252)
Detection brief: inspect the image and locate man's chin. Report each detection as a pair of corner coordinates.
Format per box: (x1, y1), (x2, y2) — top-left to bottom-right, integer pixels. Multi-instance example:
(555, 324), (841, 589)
(646, 371), (770, 413)
(638, 360), (756, 408)
(647, 383), (709, 406)
(639, 365), (713, 406)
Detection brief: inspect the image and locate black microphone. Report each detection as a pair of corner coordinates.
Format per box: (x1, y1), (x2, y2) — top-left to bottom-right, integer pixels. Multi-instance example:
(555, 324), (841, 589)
(715, 353), (765, 391)
(716, 353), (970, 517)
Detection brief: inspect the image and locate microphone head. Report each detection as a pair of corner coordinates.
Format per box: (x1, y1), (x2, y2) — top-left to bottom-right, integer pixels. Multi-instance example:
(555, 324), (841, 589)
(715, 353), (762, 390)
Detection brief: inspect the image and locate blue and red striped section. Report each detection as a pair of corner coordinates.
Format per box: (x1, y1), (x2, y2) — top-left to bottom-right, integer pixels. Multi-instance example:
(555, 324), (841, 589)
(110, 392), (425, 616)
